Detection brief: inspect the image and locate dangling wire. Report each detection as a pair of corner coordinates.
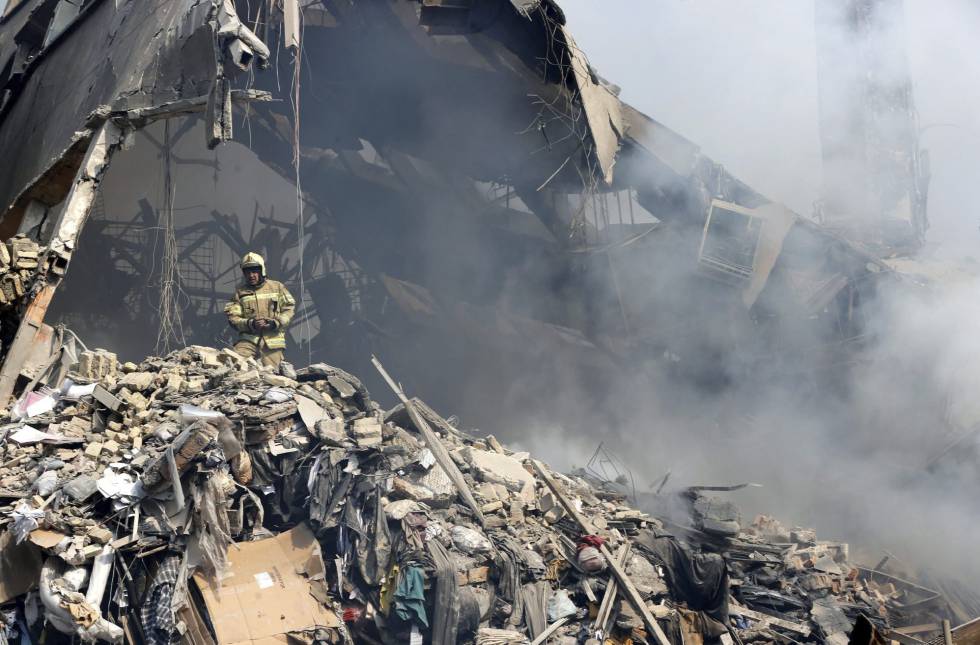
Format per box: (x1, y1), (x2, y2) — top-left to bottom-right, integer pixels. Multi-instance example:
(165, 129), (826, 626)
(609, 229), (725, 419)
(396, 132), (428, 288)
(289, 5), (313, 365)
(156, 120), (187, 354)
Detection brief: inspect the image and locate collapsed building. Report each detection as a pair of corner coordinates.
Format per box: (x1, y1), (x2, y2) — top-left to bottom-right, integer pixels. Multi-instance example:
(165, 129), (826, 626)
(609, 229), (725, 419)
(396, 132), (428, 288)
(0, 0), (897, 418)
(0, 0), (975, 644)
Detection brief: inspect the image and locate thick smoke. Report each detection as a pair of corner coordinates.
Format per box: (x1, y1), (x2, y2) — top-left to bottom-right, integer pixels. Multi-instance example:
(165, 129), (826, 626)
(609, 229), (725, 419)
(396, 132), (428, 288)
(532, 0), (980, 585)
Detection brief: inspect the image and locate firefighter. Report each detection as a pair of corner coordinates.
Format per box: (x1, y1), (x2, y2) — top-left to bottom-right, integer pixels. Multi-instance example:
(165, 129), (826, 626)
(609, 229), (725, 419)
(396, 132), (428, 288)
(224, 252), (296, 367)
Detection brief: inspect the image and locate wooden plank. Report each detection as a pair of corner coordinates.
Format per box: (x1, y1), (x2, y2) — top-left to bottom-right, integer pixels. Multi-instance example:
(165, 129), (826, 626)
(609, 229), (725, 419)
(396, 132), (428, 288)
(530, 616), (571, 645)
(728, 606), (812, 637)
(531, 459), (670, 645)
(371, 356), (486, 526)
(894, 624), (942, 636)
(594, 542), (630, 633)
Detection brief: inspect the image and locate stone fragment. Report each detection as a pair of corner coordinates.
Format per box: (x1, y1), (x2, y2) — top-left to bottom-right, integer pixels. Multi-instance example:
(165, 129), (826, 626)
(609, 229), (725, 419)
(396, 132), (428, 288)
(313, 417), (346, 445)
(351, 417), (382, 447)
(392, 477), (436, 503)
(327, 375), (356, 399)
(262, 373), (298, 388)
(118, 372), (154, 391)
(480, 500), (503, 513)
(86, 526), (113, 544)
(463, 447), (534, 496)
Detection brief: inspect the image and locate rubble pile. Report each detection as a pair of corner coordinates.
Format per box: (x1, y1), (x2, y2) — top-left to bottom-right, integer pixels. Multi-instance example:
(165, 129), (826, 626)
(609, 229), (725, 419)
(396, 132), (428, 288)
(0, 346), (955, 644)
(0, 235), (66, 307)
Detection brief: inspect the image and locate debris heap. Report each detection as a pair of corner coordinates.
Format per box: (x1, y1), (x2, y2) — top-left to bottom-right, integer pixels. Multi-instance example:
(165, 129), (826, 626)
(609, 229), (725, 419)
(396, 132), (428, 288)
(0, 346), (955, 644)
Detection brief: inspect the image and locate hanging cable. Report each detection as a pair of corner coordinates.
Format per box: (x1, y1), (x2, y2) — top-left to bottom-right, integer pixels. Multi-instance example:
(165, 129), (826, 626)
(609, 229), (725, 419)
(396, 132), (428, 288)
(155, 120), (187, 354)
(288, 4), (313, 365)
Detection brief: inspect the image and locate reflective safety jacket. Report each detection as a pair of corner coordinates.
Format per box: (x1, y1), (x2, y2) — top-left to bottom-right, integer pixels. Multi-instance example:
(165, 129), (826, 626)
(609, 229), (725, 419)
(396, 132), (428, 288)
(224, 279), (296, 350)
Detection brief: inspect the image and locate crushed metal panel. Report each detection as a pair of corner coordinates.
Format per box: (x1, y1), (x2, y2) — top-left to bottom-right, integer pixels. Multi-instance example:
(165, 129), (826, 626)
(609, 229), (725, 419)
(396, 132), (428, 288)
(560, 26), (624, 186)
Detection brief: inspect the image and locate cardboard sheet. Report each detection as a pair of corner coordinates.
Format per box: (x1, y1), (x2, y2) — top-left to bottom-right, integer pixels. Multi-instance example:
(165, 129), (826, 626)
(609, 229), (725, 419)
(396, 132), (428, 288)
(0, 529), (42, 603)
(194, 524), (338, 645)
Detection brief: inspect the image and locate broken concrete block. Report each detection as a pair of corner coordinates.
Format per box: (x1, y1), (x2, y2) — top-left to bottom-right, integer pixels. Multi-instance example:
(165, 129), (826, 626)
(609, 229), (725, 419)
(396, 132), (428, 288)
(351, 417), (382, 447)
(84, 443), (104, 458)
(627, 554), (668, 597)
(463, 447), (534, 494)
(76, 350), (117, 382)
(480, 500), (503, 514)
(92, 386), (123, 412)
(392, 477), (436, 503)
(226, 370), (260, 386)
(314, 417), (346, 445)
(509, 499), (525, 523)
(80, 544), (103, 560)
(262, 373), (298, 388)
(86, 526), (113, 544)
(791, 527), (817, 544)
(10, 236), (39, 269)
(327, 375), (356, 399)
(122, 390), (149, 412)
(117, 372), (154, 391)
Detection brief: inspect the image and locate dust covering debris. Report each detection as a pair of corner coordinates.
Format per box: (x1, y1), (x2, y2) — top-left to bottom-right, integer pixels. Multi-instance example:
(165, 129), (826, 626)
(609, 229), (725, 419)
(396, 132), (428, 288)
(0, 345), (964, 644)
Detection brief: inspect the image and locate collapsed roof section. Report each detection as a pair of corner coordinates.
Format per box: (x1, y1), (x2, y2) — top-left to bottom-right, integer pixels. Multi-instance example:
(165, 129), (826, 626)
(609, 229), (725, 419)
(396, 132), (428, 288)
(0, 0), (894, 409)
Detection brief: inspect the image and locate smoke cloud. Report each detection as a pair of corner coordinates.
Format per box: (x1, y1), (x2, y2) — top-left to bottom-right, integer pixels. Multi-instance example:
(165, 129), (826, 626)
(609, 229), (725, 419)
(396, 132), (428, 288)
(520, 0), (980, 585)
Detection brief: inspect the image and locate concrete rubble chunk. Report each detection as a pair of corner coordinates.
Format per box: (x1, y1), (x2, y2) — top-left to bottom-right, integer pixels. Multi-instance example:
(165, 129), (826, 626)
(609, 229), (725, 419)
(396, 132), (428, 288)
(463, 446), (535, 496)
(117, 372), (155, 391)
(392, 477), (437, 503)
(351, 417), (382, 447)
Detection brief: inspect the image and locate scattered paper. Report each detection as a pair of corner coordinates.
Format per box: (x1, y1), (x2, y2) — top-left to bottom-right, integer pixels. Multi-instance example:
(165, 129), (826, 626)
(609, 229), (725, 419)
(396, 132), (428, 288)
(96, 469), (144, 503)
(9, 426), (73, 445)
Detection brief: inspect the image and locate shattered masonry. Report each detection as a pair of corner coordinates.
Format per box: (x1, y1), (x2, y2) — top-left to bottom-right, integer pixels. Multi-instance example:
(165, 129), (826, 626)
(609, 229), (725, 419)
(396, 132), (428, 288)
(0, 346), (961, 644)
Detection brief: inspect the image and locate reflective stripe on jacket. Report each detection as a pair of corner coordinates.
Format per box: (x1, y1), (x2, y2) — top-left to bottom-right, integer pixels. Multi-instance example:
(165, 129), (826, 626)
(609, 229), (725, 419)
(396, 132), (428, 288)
(224, 279), (296, 350)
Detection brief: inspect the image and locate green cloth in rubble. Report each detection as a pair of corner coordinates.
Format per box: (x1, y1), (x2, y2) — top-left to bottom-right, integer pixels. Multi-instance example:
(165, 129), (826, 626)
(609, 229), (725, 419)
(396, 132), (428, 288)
(393, 565), (428, 627)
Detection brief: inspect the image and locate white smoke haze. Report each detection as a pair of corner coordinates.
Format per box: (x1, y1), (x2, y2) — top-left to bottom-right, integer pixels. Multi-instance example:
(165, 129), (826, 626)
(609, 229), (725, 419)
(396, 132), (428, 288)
(502, 0), (980, 586)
